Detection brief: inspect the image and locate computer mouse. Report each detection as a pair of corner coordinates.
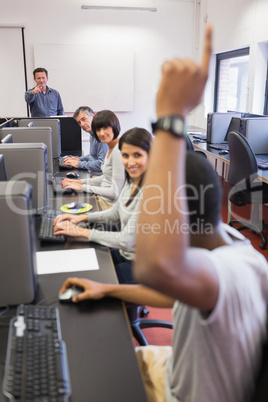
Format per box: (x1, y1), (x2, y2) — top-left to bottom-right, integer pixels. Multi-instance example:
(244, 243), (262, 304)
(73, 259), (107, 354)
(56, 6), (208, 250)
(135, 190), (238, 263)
(66, 172), (80, 179)
(59, 286), (84, 303)
(67, 202), (86, 209)
(219, 150), (229, 155)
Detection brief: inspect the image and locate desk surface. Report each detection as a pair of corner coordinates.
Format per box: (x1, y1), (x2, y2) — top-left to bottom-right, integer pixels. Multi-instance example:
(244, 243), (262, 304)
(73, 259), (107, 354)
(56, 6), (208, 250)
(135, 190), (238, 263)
(192, 140), (268, 184)
(0, 163), (147, 402)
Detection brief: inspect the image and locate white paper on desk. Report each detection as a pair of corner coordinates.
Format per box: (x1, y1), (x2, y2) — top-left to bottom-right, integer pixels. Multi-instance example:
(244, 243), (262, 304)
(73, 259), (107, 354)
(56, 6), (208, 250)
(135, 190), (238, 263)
(36, 248), (99, 275)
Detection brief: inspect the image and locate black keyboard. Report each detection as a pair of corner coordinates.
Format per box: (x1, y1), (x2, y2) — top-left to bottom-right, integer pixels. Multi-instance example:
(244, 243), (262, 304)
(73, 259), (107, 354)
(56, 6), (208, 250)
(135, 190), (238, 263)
(209, 143), (229, 151)
(58, 157), (73, 170)
(51, 176), (72, 195)
(256, 158), (268, 170)
(39, 210), (66, 243)
(191, 133), (207, 141)
(3, 304), (71, 402)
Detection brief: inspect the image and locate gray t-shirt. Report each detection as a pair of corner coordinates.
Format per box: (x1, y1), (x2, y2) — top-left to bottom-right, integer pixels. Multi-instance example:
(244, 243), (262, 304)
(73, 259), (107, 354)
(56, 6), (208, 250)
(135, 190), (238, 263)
(166, 226), (268, 402)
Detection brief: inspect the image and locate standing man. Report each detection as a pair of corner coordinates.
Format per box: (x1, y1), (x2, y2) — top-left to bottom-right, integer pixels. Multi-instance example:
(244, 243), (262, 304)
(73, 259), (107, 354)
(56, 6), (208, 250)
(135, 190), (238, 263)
(25, 67), (64, 117)
(62, 106), (108, 175)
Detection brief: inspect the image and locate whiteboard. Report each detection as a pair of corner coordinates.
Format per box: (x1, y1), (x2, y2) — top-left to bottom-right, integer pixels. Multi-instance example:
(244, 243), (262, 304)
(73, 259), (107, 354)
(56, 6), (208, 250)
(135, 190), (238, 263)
(34, 44), (134, 113)
(0, 27), (27, 117)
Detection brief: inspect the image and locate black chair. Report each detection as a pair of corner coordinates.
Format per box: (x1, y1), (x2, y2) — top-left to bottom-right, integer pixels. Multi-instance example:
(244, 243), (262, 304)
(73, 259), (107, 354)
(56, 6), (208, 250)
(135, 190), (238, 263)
(126, 303), (173, 346)
(186, 134), (207, 158)
(227, 130), (268, 249)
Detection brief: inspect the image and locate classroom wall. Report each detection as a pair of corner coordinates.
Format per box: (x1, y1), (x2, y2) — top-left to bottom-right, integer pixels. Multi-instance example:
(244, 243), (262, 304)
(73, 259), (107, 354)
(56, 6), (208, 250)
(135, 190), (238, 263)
(197, 0), (268, 129)
(0, 0), (196, 134)
(2, 0), (268, 133)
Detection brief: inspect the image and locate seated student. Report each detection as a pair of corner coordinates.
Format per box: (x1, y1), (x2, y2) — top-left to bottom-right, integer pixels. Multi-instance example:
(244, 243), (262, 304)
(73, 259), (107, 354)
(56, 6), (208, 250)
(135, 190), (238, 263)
(61, 110), (125, 210)
(59, 25), (268, 402)
(54, 127), (152, 284)
(61, 106), (108, 175)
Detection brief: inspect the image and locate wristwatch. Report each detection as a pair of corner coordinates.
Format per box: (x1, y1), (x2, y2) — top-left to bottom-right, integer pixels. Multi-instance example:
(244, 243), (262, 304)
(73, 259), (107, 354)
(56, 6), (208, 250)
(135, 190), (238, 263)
(151, 115), (185, 138)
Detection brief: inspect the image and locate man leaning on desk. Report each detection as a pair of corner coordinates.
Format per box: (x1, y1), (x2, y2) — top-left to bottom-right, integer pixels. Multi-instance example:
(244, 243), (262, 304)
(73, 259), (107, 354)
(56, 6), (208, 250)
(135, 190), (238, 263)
(25, 67), (64, 117)
(61, 106), (108, 175)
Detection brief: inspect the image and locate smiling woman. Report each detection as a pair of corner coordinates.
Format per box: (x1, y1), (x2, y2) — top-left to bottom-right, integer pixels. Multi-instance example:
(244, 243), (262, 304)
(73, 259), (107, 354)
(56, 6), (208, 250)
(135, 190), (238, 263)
(61, 110), (125, 209)
(53, 127), (153, 284)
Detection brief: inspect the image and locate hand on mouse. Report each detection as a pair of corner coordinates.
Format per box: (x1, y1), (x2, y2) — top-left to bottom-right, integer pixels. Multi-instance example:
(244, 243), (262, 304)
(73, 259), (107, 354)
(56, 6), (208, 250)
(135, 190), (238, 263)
(60, 277), (108, 302)
(62, 178), (82, 190)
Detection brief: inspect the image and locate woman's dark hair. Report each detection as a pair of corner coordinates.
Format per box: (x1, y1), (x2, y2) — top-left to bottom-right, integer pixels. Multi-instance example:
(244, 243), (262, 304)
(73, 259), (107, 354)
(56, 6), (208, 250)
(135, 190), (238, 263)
(91, 110), (121, 142)
(119, 127), (153, 206)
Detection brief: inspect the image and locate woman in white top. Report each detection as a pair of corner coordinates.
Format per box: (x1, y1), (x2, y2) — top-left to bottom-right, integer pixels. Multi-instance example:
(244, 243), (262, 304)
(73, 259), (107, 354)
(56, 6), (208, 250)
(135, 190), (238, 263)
(54, 127), (153, 283)
(61, 110), (125, 209)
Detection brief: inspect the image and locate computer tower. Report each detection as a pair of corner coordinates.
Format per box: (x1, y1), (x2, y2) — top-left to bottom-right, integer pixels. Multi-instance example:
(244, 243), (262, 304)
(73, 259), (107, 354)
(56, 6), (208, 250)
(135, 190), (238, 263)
(206, 112), (242, 143)
(0, 181), (37, 305)
(0, 126), (53, 174)
(18, 118), (61, 158)
(0, 143), (49, 213)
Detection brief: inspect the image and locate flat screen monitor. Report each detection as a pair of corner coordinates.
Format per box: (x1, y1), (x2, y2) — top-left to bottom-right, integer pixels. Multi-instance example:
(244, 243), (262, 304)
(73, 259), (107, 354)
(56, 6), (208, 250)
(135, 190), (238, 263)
(18, 118), (61, 158)
(1, 134), (13, 144)
(1, 127), (53, 174)
(0, 118), (15, 129)
(0, 143), (49, 213)
(0, 181), (37, 305)
(0, 154), (7, 181)
(224, 117), (241, 141)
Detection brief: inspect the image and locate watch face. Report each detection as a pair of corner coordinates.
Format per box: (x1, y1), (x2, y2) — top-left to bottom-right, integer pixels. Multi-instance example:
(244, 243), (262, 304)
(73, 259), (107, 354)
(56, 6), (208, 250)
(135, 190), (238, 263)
(152, 116), (185, 136)
(173, 118), (184, 134)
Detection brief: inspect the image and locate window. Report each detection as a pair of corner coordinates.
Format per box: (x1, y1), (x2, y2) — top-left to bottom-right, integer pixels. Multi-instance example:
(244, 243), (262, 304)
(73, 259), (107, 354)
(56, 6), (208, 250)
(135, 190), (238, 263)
(214, 48), (250, 113)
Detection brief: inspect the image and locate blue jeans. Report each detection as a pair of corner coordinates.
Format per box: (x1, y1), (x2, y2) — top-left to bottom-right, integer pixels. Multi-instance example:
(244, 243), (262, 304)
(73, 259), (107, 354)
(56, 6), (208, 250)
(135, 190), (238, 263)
(110, 248), (136, 284)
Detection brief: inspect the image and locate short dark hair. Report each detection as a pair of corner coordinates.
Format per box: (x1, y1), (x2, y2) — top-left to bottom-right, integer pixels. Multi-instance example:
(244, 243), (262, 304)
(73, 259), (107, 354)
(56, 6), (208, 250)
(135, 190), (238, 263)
(73, 106), (94, 120)
(186, 152), (222, 228)
(91, 110), (121, 142)
(33, 68), (48, 78)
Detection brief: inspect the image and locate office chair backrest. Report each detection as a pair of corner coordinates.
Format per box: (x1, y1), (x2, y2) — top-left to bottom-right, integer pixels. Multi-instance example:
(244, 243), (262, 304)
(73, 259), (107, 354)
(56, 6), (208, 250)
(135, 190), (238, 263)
(185, 135), (194, 152)
(227, 130), (258, 187)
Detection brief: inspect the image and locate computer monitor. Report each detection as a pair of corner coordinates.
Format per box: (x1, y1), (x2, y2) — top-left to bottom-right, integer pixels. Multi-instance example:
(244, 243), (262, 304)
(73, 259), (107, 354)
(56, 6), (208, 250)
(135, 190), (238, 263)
(0, 181), (37, 305)
(0, 118), (14, 129)
(0, 143), (49, 214)
(0, 127), (53, 174)
(224, 117), (241, 142)
(18, 118), (61, 158)
(1, 134), (13, 144)
(207, 112), (242, 144)
(54, 116), (82, 156)
(0, 154), (7, 181)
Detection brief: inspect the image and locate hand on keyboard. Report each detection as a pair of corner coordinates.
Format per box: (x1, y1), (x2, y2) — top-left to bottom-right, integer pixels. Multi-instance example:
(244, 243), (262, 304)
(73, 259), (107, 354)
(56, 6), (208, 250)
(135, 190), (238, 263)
(61, 178), (83, 191)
